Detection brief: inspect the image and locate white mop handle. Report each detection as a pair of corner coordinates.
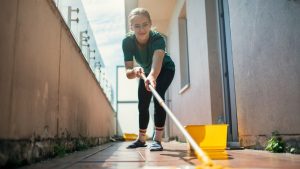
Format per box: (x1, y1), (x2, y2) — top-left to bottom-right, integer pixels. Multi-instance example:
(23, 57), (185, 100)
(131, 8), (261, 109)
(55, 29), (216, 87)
(141, 74), (212, 164)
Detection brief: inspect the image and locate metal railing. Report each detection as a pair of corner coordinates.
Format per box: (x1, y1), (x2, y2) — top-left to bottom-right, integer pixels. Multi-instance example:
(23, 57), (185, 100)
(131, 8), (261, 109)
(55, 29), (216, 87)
(53, 0), (113, 103)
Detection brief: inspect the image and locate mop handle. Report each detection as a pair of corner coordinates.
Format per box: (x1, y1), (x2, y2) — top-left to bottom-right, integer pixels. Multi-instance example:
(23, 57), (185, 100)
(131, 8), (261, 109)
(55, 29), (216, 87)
(141, 74), (213, 165)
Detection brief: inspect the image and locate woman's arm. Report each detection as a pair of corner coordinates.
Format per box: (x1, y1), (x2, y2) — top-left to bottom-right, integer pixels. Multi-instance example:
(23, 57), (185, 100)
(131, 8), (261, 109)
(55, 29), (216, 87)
(125, 61), (144, 79)
(145, 49), (165, 91)
(149, 49), (165, 79)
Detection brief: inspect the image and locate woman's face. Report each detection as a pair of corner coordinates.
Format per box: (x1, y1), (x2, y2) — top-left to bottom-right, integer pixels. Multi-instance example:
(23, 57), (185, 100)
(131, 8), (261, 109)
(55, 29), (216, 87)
(130, 15), (151, 44)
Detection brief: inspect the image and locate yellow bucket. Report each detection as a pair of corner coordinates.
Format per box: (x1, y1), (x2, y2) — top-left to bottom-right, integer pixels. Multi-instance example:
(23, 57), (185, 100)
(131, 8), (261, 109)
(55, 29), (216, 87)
(185, 124), (228, 159)
(123, 133), (138, 141)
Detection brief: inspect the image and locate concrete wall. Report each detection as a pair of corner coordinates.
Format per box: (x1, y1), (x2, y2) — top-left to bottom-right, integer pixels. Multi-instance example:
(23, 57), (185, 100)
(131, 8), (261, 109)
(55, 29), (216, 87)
(228, 0), (300, 146)
(0, 0), (115, 140)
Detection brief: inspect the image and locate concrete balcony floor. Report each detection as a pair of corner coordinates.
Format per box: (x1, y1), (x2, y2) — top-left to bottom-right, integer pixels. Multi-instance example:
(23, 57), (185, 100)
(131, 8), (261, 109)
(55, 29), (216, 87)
(20, 141), (300, 169)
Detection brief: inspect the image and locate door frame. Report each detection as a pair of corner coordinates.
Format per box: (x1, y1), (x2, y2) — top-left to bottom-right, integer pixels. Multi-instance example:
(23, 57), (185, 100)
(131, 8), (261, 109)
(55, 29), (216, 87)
(217, 0), (239, 144)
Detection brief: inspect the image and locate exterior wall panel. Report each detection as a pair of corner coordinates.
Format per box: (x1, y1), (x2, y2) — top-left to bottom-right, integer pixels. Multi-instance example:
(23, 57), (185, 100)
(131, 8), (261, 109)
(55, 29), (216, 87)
(0, 0), (114, 140)
(0, 0), (18, 139)
(228, 0), (300, 145)
(6, 0), (61, 139)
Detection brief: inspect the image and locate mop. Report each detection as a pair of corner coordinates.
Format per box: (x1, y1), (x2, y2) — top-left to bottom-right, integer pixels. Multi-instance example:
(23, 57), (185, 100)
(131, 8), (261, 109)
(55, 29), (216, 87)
(141, 74), (230, 169)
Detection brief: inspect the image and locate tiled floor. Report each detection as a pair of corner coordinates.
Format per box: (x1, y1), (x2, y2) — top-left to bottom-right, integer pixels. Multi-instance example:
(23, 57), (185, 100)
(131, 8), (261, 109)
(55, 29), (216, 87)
(20, 141), (300, 169)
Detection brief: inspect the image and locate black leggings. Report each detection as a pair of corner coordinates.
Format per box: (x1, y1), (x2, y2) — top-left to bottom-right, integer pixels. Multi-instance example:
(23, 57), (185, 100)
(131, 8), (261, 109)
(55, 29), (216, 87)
(138, 68), (175, 129)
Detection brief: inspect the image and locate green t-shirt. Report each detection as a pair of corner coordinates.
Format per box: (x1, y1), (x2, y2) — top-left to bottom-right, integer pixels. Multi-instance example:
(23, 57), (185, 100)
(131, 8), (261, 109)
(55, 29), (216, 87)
(122, 31), (175, 74)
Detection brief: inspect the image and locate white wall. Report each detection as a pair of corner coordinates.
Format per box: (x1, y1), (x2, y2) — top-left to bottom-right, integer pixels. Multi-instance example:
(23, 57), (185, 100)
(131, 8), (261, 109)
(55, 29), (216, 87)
(168, 0), (215, 140)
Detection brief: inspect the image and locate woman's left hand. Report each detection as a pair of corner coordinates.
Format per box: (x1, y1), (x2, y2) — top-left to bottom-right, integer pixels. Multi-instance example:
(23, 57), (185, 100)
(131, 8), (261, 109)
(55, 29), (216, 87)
(145, 74), (156, 92)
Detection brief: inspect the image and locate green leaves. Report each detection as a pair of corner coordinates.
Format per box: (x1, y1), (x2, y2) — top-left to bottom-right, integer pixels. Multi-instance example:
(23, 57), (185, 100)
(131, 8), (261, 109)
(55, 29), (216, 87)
(54, 144), (67, 157)
(265, 131), (285, 153)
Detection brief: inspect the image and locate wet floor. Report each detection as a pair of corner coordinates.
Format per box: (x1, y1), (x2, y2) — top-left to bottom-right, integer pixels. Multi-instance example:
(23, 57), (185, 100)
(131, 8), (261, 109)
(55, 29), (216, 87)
(20, 141), (300, 169)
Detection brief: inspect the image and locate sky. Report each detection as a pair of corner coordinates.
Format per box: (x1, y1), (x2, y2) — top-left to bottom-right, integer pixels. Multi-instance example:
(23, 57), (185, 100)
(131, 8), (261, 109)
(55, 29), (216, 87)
(81, 1), (149, 134)
(82, 0), (126, 106)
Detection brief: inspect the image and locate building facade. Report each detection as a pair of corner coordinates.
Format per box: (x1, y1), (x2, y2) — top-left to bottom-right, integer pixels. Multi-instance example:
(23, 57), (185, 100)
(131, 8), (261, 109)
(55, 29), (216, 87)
(124, 0), (300, 148)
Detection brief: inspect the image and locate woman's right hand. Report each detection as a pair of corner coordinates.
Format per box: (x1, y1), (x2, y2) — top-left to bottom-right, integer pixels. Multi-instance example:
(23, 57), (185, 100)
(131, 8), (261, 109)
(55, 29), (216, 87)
(133, 67), (144, 78)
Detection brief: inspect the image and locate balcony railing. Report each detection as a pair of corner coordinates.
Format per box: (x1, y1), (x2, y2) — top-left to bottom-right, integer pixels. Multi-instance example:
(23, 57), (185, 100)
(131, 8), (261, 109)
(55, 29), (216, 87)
(53, 0), (113, 103)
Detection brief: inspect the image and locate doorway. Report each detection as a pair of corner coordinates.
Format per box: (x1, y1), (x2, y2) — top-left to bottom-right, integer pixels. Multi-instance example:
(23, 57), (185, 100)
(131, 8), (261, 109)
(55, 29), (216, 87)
(217, 0), (239, 144)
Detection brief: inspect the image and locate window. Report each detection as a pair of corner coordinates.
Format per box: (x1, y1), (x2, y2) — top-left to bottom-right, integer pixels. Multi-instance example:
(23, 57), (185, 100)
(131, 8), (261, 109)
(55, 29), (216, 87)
(178, 3), (190, 94)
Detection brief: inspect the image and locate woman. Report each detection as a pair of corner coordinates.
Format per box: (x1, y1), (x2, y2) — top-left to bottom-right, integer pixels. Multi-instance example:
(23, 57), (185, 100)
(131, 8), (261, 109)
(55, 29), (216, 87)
(122, 8), (175, 151)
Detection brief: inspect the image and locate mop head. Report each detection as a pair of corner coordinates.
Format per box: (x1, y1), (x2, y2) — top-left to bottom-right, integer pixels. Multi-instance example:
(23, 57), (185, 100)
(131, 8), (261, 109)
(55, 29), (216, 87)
(142, 164), (231, 169)
(195, 163), (231, 169)
(193, 152), (231, 169)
